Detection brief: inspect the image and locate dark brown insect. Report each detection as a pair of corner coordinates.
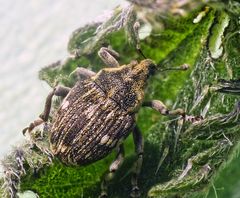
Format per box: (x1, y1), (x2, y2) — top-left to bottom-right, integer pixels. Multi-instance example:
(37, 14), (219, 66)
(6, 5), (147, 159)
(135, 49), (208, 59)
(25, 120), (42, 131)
(23, 46), (187, 198)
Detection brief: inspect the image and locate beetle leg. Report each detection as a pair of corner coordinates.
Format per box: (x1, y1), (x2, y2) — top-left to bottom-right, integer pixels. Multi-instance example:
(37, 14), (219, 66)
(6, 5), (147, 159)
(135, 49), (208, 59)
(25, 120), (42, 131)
(40, 85), (71, 121)
(143, 100), (204, 124)
(98, 46), (120, 68)
(131, 125), (144, 198)
(22, 85), (71, 135)
(143, 100), (185, 116)
(69, 67), (96, 80)
(99, 144), (125, 198)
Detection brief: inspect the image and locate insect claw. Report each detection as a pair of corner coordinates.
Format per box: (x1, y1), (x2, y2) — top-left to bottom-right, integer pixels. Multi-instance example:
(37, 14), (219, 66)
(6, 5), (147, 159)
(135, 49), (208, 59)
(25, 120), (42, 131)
(180, 63), (190, 70)
(22, 127), (30, 135)
(22, 123), (35, 135)
(130, 186), (141, 198)
(183, 115), (204, 124)
(22, 119), (45, 136)
(98, 191), (108, 198)
(178, 158), (193, 180)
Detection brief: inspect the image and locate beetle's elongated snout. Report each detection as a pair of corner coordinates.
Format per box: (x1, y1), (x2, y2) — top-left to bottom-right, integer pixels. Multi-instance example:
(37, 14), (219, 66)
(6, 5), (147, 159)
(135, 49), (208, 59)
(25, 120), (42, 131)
(134, 59), (157, 77)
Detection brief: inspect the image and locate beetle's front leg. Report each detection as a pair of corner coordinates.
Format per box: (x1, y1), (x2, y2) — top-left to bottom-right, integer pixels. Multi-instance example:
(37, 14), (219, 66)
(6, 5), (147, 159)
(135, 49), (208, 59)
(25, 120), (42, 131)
(99, 144), (125, 198)
(70, 67), (96, 80)
(143, 100), (203, 123)
(143, 100), (185, 117)
(98, 46), (120, 68)
(22, 85), (71, 134)
(131, 125), (144, 198)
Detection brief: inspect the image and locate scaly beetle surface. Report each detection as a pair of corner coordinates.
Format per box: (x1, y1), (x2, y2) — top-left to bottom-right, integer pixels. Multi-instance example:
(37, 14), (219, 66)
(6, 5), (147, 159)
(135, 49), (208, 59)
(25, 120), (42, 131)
(23, 46), (188, 198)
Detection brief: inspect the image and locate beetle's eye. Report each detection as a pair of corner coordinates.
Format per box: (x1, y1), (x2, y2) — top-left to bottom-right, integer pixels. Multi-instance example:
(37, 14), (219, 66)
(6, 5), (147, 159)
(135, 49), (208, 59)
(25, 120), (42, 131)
(148, 63), (156, 76)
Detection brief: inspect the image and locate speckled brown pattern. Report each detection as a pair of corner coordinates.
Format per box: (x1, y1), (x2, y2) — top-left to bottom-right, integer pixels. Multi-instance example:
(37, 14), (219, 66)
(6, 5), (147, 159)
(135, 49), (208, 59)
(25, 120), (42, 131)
(50, 59), (155, 165)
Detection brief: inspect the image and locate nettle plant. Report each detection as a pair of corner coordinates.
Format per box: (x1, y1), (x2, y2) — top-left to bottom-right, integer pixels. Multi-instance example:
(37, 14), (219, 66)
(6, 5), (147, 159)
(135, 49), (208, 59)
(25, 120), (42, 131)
(1, 1), (240, 198)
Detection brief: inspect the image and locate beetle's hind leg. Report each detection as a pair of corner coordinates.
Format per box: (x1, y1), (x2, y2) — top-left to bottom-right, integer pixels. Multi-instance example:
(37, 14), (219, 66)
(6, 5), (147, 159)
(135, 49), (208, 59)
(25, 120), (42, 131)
(98, 46), (120, 68)
(130, 125), (143, 198)
(39, 85), (71, 121)
(22, 85), (71, 134)
(99, 144), (125, 198)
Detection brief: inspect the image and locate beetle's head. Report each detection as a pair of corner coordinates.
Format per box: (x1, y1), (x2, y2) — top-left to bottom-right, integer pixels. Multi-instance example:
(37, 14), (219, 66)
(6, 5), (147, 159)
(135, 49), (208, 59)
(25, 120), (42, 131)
(129, 58), (190, 79)
(128, 59), (157, 83)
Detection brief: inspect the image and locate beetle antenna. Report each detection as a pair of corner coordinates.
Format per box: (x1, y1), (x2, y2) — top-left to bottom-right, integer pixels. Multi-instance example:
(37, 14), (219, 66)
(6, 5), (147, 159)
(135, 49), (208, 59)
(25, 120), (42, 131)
(137, 48), (147, 59)
(133, 21), (147, 59)
(158, 63), (190, 72)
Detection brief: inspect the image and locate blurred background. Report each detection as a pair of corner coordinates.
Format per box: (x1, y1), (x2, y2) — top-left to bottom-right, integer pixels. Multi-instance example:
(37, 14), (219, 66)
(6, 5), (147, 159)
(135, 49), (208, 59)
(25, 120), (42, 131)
(0, 0), (125, 161)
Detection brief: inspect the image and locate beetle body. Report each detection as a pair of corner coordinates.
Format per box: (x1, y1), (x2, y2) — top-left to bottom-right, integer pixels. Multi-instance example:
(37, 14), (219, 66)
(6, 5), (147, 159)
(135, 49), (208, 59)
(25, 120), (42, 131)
(50, 59), (155, 165)
(22, 54), (187, 197)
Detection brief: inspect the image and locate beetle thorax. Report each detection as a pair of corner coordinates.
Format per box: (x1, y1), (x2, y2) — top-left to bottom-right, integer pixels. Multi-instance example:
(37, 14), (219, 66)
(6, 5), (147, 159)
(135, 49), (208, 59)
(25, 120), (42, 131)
(93, 59), (155, 112)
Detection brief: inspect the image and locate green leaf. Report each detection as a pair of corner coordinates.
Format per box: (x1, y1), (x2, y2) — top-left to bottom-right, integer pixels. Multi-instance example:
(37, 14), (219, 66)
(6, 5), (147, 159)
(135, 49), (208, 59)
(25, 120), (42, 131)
(1, 2), (240, 198)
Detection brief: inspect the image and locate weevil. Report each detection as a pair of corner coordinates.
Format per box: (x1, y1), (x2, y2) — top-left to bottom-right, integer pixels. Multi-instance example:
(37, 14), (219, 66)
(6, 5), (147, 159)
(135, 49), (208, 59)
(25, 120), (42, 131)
(23, 45), (191, 197)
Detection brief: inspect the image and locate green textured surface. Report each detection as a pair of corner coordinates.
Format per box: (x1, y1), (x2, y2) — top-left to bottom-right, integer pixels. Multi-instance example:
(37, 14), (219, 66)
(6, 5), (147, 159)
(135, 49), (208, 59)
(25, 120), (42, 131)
(2, 2), (240, 198)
